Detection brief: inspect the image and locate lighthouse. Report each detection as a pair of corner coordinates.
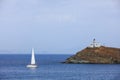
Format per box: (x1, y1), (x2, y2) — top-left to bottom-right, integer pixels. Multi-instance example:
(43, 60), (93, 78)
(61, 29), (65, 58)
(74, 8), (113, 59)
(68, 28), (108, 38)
(88, 39), (101, 48)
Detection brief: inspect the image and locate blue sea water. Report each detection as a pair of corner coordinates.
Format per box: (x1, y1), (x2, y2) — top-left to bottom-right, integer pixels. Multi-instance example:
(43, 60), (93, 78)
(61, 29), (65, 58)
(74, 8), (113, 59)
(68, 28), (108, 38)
(0, 54), (120, 80)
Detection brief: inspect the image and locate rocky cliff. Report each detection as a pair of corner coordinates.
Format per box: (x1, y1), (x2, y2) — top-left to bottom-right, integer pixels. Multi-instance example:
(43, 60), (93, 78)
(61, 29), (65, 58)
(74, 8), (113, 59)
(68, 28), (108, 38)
(65, 46), (120, 64)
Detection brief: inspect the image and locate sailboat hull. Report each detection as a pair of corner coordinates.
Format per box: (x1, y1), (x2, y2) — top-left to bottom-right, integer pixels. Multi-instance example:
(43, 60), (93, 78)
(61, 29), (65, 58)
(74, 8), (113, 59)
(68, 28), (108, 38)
(26, 64), (38, 68)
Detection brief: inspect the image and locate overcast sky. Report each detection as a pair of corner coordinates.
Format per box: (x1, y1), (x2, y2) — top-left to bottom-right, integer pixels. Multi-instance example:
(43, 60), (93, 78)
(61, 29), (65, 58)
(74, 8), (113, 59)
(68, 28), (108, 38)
(0, 0), (120, 54)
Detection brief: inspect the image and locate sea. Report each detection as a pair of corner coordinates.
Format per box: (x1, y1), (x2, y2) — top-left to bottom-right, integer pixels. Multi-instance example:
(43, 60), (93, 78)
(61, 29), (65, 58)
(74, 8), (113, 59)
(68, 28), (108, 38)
(0, 54), (120, 80)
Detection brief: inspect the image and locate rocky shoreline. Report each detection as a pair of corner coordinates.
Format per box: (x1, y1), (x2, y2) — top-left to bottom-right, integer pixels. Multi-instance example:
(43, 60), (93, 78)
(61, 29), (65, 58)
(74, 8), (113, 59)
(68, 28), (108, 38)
(65, 46), (120, 64)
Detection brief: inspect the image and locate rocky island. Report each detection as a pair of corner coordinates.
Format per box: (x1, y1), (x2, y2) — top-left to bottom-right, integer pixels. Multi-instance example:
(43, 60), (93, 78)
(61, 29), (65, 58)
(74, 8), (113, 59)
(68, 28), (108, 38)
(65, 39), (120, 64)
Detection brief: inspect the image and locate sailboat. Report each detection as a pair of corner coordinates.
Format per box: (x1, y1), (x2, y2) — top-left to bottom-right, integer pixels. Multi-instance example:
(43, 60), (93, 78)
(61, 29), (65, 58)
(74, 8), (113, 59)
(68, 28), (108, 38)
(26, 48), (38, 68)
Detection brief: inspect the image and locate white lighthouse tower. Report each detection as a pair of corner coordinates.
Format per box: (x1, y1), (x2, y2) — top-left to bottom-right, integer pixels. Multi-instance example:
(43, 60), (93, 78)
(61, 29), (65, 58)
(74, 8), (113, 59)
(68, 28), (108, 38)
(88, 39), (101, 48)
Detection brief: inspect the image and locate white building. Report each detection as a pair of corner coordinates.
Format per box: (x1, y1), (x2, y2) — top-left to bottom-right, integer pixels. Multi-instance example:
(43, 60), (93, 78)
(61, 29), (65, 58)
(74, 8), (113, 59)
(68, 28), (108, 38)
(88, 39), (101, 48)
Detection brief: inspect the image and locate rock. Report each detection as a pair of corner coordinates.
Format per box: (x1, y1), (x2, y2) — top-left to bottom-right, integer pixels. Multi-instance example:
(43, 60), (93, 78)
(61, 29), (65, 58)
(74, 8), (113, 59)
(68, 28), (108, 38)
(65, 46), (120, 64)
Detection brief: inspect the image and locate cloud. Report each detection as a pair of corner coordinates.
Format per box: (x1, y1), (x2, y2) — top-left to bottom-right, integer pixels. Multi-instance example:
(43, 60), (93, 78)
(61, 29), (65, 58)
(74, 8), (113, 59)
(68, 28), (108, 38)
(34, 14), (76, 24)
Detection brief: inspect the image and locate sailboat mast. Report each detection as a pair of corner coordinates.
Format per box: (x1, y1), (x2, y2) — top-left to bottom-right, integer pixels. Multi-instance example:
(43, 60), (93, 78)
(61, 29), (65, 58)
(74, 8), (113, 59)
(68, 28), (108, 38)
(31, 48), (35, 64)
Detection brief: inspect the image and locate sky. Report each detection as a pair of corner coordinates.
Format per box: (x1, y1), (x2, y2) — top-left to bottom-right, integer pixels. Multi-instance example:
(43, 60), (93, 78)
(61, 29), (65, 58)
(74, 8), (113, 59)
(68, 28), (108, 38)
(0, 0), (120, 54)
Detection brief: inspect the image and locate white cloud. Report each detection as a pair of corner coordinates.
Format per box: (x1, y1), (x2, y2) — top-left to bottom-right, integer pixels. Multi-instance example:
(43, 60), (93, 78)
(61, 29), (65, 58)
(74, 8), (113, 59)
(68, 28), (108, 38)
(34, 14), (76, 23)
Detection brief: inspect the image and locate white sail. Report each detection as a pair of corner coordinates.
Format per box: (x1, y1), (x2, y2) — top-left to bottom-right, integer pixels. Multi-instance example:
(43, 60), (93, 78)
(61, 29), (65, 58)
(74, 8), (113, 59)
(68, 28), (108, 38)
(26, 48), (37, 68)
(31, 48), (35, 64)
